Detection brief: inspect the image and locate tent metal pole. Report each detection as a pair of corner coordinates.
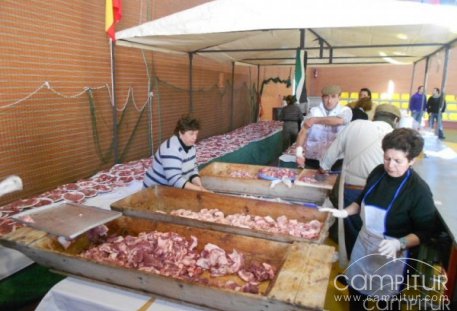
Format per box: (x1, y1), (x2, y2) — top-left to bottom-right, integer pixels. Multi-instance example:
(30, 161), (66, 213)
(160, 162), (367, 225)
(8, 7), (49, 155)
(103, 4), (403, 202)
(441, 46), (450, 98)
(197, 42), (441, 54)
(257, 65), (260, 94)
(188, 52), (193, 112)
(230, 61), (235, 130)
(243, 55), (413, 61)
(423, 56), (430, 93)
(110, 39), (119, 164)
(256, 65), (261, 123)
(415, 37), (457, 63)
(319, 39), (323, 59)
(409, 62), (416, 96)
(147, 91), (153, 156)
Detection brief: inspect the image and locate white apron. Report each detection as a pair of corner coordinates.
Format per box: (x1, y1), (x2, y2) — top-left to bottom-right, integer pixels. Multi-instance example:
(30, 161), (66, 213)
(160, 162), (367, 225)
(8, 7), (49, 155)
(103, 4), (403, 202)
(346, 170), (410, 298)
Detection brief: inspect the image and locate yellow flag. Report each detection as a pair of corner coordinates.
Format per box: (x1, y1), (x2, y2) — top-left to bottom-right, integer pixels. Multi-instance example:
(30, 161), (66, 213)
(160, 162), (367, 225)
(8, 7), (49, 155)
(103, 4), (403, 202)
(105, 0), (122, 40)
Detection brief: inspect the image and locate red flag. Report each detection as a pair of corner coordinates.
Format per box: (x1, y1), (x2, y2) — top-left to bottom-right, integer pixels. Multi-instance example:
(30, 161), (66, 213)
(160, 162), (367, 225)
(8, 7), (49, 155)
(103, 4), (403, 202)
(105, 0), (122, 41)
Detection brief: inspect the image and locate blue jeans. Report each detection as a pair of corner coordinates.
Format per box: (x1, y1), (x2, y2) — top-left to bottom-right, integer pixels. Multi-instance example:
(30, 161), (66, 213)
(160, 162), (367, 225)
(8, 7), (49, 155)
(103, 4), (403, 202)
(411, 110), (424, 127)
(429, 112), (444, 137)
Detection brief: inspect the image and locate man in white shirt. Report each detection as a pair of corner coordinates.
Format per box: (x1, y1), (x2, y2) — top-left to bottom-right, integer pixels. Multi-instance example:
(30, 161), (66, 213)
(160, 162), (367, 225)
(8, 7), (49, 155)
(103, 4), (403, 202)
(295, 85), (352, 170)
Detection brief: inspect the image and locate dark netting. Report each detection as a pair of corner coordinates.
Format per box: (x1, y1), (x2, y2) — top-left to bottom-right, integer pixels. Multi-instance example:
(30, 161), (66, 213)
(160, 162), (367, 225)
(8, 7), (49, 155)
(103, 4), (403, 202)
(0, 77), (258, 206)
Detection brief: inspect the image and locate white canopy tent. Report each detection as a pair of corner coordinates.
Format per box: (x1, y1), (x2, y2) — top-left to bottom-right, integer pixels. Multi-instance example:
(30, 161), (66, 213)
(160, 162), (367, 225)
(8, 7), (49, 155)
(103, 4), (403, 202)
(116, 0), (457, 66)
(115, 0), (457, 126)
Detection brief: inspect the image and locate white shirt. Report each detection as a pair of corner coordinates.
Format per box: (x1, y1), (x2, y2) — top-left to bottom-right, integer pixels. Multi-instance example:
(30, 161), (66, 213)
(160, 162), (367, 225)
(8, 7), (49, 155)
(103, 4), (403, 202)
(304, 103), (352, 161)
(320, 120), (394, 186)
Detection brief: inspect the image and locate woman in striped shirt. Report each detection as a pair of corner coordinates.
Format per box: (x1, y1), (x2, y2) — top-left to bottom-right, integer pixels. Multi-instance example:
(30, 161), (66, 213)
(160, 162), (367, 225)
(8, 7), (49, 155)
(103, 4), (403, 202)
(143, 115), (209, 192)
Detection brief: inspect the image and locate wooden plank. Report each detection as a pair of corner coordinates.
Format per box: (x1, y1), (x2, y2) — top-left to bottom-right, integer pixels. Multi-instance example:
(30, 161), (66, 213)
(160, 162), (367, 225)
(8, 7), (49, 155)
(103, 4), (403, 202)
(269, 242), (334, 309)
(0, 217), (333, 311)
(1, 226), (48, 246)
(295, 170), (338, 190)
(112, 186), (326, 221)
(199, 162), (331, 204)
(111, 186), (331, 244)
(202, 176), (328, 204)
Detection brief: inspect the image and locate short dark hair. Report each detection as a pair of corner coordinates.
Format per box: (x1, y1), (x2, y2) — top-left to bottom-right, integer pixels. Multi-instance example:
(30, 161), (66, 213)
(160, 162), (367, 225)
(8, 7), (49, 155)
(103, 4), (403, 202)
(359, 88), (372, 99)
(434, 87), (440, 93)
(284, 95), (297, 105)
(382, 128), (424, 160)
(174, 114), (201, 135)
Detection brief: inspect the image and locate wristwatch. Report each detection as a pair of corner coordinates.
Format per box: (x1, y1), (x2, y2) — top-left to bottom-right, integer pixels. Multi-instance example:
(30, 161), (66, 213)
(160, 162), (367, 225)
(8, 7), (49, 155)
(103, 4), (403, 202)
(399, 237), (407, 250)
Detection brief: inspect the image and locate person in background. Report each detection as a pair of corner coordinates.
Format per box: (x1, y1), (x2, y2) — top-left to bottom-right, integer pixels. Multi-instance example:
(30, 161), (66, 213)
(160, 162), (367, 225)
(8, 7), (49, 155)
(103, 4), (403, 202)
(409, 85), (427, 128)
(320, 128), (438, 310)
(279, 95), (304, 151)
(143, 114), (209, 192)
(348, 88), (374, 121)
(427, 87), (446, 140)
(295, 85), (352, 171)
(320, 104), (401, 258)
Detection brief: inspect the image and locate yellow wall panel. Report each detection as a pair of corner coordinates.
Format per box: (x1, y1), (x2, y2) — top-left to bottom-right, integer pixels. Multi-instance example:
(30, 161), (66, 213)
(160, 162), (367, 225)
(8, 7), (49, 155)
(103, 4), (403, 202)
(448, 104), (457, 111)
(445, 95), (455, 102)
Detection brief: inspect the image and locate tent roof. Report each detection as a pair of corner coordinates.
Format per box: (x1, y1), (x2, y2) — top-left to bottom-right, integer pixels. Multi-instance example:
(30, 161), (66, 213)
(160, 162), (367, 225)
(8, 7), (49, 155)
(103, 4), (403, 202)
(116, 0), (457, 66)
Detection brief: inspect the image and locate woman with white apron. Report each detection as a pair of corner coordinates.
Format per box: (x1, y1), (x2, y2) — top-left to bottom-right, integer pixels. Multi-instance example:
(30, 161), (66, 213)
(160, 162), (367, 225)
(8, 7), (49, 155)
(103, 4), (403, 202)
(320, 128), (438, 311)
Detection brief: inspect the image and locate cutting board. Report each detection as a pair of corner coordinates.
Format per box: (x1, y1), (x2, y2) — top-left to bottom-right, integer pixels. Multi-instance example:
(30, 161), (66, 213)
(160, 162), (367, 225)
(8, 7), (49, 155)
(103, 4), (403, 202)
(11, 203), (121, 239)
(294, 170), (338, 190)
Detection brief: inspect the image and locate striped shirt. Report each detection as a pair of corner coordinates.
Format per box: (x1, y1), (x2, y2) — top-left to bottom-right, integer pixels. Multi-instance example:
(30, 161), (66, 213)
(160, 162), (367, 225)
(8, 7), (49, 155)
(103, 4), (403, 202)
(143, 135), (199, 189)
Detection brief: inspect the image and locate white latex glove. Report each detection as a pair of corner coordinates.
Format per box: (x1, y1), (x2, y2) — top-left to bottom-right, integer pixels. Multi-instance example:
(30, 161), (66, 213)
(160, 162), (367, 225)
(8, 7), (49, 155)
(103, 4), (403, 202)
(270, 179), (281, 188)
(0, 175), (23, 197)
(318, 207), (348, 218)
(282, 176), (292, 188)
(378, 239), (401, 259)
(296, 146), (305, 168)
(270, 177), (292, 189)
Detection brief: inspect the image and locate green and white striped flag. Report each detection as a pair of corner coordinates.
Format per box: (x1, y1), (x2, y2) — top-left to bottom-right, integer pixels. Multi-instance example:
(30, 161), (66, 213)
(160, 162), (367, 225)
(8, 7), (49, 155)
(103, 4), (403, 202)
(294, 49), (308, 104)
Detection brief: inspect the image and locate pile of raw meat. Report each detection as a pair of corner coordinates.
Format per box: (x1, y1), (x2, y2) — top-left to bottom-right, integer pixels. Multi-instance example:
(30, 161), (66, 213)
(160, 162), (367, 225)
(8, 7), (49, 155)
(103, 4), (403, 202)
(171, 208), (322, 240)
(257, 167), (297, 180)
(80, 230), (275, 294)
(196, 121), (282, 165)
(0, 159), (151, 235)
(228, 170), (256, 179)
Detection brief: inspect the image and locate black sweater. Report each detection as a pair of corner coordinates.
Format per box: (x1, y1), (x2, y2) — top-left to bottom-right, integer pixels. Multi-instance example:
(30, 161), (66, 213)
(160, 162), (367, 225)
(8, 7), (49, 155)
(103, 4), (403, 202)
(427, 96), (446, 113)
(356, 164), (437, 243)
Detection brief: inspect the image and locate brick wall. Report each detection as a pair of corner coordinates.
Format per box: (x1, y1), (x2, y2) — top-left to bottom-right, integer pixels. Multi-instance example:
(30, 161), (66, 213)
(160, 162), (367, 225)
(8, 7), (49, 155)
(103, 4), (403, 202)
(0, 0), (254, 205)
